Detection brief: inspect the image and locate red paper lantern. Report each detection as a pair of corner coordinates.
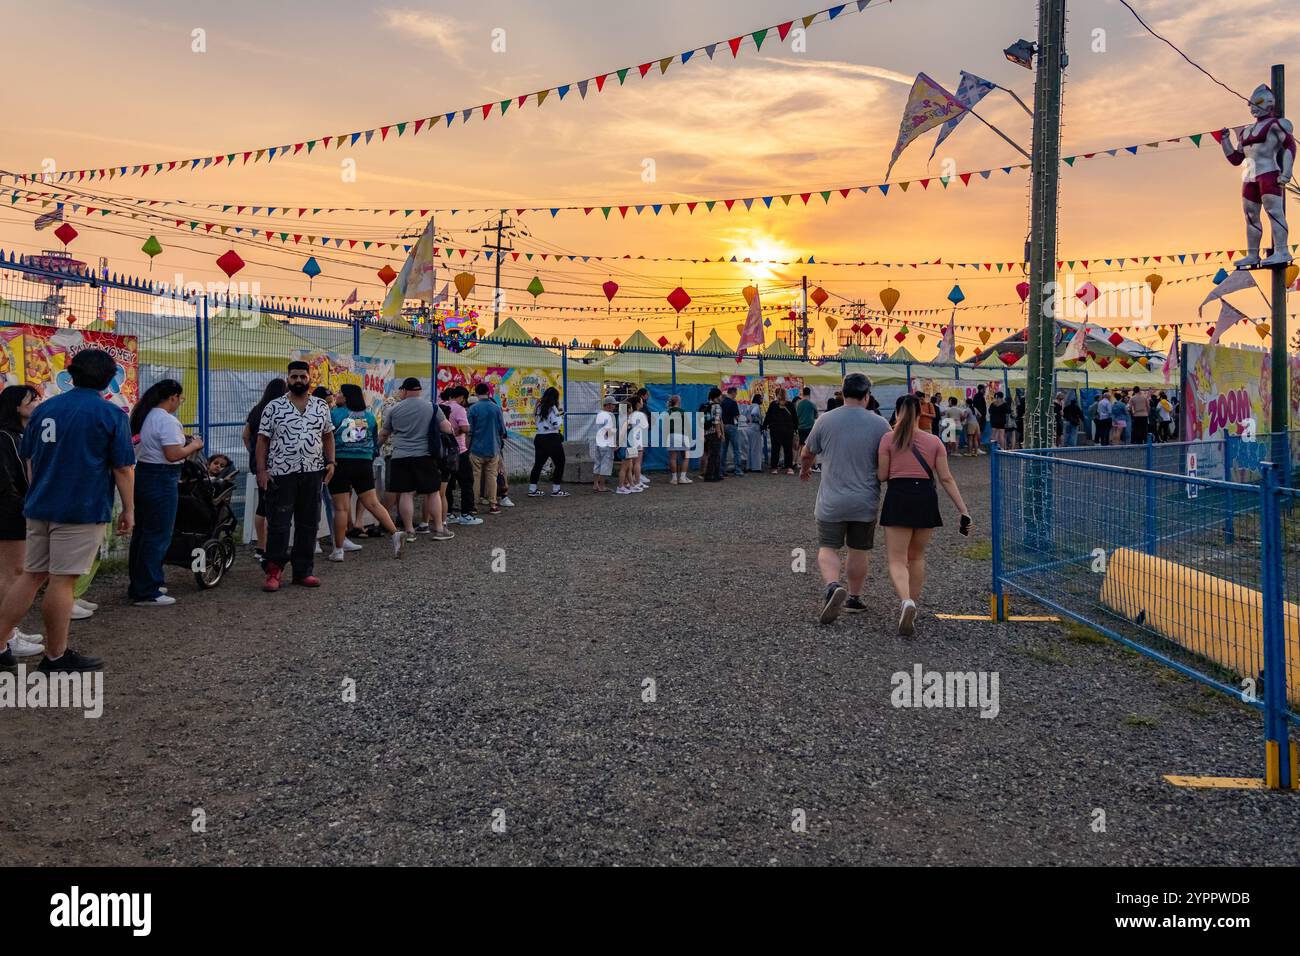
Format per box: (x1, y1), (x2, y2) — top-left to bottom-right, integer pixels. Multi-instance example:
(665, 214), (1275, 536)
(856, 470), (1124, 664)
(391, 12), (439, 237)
(667, 286), (691, 313)
(378, 264), (398, 286)
(54, 223), (78, 246)
(656, 336), (669, 347)
(602, 280), (619, 302)
(1107, 331), (1124, 347)
(216, 249), (245, 278)
(1001, 351), (1019, 366)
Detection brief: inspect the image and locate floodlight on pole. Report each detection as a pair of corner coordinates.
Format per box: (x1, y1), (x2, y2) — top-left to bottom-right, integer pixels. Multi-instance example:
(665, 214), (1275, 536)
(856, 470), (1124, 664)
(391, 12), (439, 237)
(1004, 39), (1037, 70)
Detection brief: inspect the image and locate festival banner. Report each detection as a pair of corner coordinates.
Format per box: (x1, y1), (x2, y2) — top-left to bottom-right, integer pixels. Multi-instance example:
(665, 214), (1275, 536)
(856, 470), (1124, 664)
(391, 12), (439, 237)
(720, 374), (804, 403)
(20, 325), (139, 411)
(0, 326), (24, 386)
(291, 350), (397, 420)
(436, 364), (563, 438)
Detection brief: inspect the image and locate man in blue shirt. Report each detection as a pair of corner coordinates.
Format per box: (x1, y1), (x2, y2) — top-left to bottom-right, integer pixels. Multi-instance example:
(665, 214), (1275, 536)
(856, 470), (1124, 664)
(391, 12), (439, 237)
(467, 383), (507, 515)
(0, 349), (135, 674)
(720, 387), (744, 477)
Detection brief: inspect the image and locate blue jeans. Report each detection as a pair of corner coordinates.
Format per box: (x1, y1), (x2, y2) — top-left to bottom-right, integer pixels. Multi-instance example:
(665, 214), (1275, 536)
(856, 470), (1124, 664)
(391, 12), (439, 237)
(128, 462), (180, 601)
(723, 424), (744, 474)
(1064, 422), (1079, 446)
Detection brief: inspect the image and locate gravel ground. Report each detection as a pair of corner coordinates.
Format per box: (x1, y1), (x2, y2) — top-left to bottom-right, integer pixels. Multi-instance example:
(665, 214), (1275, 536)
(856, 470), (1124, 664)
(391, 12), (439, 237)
(2, 454), (1297, 866)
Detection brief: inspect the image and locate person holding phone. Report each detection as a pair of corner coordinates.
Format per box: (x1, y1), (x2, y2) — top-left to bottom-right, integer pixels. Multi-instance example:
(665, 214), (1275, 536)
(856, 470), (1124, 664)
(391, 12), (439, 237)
(877, 395), (971, 637)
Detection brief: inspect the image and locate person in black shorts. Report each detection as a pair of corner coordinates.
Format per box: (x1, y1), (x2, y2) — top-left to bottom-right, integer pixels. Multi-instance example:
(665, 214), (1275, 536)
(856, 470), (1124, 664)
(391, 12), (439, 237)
(0, 385), (45, 660)
(379, 379), (456, 542)
(327, 384), (403, 561)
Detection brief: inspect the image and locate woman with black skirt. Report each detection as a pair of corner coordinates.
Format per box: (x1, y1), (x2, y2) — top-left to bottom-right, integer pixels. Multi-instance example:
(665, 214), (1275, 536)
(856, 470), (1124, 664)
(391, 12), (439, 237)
(878, 395), (971, 637)
(764, 390), (798, 475)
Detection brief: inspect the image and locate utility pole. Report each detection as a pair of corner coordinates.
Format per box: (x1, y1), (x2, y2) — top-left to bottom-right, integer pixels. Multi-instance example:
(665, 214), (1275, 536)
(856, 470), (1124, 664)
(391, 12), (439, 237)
(1270, 64), (1288, 440)
(482, 213), (514, 330)
(1025, 0), (1067, 451)
(800, 275), (810, 361)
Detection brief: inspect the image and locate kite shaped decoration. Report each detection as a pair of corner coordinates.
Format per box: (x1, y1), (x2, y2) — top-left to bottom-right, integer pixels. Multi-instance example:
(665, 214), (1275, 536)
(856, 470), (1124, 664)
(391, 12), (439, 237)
(885, 73), (967, 180)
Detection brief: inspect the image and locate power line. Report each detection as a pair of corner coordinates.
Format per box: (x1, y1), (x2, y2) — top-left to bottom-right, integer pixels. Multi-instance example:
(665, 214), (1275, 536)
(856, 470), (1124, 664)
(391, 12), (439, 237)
(1116, 0), (1250, 103)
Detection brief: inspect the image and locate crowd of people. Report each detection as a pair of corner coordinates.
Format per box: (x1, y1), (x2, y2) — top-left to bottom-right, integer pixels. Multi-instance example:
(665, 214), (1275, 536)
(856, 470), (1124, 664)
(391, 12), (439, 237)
(3, 348), (1176, 669)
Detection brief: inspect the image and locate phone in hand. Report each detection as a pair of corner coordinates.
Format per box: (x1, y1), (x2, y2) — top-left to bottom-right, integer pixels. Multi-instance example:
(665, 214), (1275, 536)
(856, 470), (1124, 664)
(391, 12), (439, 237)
(959, 514), (971, 536)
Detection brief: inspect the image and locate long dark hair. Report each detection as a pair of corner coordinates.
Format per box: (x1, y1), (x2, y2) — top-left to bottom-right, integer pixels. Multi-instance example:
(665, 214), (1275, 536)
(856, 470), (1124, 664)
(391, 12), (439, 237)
(536, 386), (560, 420)
(339, 383), (366, 412)
(892, 394), (920, 450)
(0, 384), (38, 434)
(251, 377), (287, 425)
(130, 379), (183, 436)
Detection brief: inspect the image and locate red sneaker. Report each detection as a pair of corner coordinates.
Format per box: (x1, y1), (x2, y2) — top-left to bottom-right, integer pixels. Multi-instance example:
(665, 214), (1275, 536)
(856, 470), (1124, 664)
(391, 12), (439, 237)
(293, 575), (321, 588)
(262, 563), (283, 593)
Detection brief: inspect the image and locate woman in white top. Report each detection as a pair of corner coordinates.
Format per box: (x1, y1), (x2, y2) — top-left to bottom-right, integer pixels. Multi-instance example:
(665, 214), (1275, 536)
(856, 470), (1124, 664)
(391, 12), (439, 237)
(128, 379), (204, 606)
(527, 387), (570, 498)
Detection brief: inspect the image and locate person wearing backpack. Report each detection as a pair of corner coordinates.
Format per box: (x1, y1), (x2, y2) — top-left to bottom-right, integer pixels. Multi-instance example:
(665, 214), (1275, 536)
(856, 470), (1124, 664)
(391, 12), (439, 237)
(878, 395), (971, 637)
(328, 384), (403, 561)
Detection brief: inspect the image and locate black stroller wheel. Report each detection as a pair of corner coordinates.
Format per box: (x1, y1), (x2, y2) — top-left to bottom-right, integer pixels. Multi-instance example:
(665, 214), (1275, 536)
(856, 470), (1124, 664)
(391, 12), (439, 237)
(194, 539), (226, 590)
(220, 537), (236, 571)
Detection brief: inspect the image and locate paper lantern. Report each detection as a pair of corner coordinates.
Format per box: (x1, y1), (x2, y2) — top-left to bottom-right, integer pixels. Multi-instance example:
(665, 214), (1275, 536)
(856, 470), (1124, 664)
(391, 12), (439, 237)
(825, 317), (838, 332)
(54, 223), (78, 246)
(1287, 264), (1300, 288)
(454, 272), (476, 299)
(1107, 331), (1124, 347)
(602, 280), (619, 303)
(1212, 268), (1229, 285)
(1157, 328), (1169, 341)
(880, 287), (900, 315)
(1075, 282), (1099, 307)
(667, 286), (692, 313)
(302, 256), (321, 285)
(956, 346), (965, 358)
(217, 249), (245, 278)
(1000, 351), (1019, 366)
(742, 285), (758, 305)
(1145, 273), (1163, 295)
(810, 286), (829, 309)
(141, 235), (163, 269)
(947, 284), (965, 305)
(527, 276), (545, 299)
(894, 330), (907, 344)
(378, 264), (398, 286)
(657, 336), (669, 347)
(65, 312), (77, 327)
(736, 323), (744, 334)
(1256, 322), (1271, 340)
(978, 329), (992, 345)
(613, 338), (622, 348)
(1016, 281), (1030, 303)
(917, 334), (927, 346)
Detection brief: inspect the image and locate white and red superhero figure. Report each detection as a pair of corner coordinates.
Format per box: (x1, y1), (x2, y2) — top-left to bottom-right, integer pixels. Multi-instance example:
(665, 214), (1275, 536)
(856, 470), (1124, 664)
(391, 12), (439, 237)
(1221, 84), (1295, 268)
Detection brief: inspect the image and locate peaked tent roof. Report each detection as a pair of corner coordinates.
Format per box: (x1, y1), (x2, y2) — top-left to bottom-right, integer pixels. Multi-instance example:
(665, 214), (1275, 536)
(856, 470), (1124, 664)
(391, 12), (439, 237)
(838, 344), (874, 361)
(760, 340), (799, 359)
(451, 317), (563, 369)
(570, 330), (715, 384)
(694, 330), (734, 356)
(482, 317), (534, 343)
(888, 346), (920, 363)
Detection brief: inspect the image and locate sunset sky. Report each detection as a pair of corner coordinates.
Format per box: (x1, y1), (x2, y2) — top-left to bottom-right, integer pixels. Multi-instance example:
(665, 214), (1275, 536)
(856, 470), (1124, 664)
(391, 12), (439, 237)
(1, 0), (1296, 357)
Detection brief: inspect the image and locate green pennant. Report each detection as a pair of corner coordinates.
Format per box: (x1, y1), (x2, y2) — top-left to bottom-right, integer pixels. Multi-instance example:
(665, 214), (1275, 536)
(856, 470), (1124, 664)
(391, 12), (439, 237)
(281, 233), (289, 241)
(396, 122), (407, 136)
(940, 178), (950, 188)
(1067, 261), (1075, 268)
(820, 191), (831, 203)
(226, 154), (235, 164)
(306, 140), (316, 153)
(189, 221), (198, 230)
(706, 201), (716, 211)
(1190, 133), (1202, 147)
(616, 68), (630, 84)
(500, 99), (510, 114)
(601, 207), (612, 219)
(752, 28), (769, 50)
(1063, 156), (1076, 166)
(526, 253), (534, 261)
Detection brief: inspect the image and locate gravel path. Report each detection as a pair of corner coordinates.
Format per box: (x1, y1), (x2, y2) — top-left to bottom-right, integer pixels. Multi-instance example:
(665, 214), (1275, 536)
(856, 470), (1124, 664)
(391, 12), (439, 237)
(3, 454), (1297, 866)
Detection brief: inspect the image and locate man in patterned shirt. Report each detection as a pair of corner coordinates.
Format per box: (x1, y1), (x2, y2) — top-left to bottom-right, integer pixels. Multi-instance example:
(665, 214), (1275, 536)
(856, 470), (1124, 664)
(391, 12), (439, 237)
(256, 360), (336, 592)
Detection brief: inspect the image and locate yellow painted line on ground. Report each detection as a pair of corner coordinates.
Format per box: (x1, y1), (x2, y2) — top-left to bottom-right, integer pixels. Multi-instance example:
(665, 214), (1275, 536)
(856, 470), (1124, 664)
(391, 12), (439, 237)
(934, 613), (1060, 622)
(1163, 775), (1269, 790)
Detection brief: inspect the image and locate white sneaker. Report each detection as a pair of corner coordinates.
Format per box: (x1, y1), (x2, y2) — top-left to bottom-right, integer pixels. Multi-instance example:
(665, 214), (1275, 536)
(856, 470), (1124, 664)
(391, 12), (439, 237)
(670, 475), (679, 485)
(70, 603), (93, 621)
(898, 599), (918, 637)
(458, 514), (484, 526)
(616, 486), (632, 495)
(629, 485), (644, 493)
(133, 595), (177, 607)
(328, 548), (345, 562)
(314, 541), (323, 554)
(500, 496), (515, 508)
(8, 630), (44, 657)
(391, 531), (404, 558)
(678, 475), (693, 484)
(638, 477), (650, 486)
(342, 538), (363, 552)
(74, 598), (98, 612)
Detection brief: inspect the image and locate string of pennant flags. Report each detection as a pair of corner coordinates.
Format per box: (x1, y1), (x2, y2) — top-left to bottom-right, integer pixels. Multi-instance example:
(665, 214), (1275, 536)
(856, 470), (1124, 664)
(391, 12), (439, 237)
(8, 1), (886, 184)
(3, 125), (1236, 223)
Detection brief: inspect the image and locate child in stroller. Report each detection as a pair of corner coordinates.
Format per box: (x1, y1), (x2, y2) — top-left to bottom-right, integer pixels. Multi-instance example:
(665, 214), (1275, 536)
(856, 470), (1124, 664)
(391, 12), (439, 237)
(165, 452), (238, 588)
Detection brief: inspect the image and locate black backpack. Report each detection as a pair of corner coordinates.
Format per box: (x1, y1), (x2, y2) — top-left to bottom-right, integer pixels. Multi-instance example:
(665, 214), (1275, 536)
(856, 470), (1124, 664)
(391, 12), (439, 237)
(430, 405), (461, 479)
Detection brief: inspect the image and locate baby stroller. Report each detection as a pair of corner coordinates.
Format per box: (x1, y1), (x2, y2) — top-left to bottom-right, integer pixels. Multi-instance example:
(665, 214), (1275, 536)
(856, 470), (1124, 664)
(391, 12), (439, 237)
(165, 454), (238, 589)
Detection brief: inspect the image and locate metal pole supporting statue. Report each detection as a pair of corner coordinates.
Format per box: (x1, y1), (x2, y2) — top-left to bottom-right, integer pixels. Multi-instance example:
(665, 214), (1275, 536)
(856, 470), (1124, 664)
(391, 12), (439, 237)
(1221, 84), (1294, 268)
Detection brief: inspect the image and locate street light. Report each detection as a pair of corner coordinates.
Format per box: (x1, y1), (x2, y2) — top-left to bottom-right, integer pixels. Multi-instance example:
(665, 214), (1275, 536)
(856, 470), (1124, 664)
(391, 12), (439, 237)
(1004, 38), (1037, 70)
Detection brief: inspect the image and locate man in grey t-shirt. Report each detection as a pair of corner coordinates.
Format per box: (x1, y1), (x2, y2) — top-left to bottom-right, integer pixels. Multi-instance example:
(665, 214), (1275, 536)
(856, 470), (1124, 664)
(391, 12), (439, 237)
(800, 372), (890, 624)
(379, 379), (454, 540)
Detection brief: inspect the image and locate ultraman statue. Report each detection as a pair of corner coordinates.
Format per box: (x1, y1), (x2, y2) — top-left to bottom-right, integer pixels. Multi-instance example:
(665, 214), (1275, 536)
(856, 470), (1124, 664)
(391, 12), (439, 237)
(1221, 84), (1294, 268)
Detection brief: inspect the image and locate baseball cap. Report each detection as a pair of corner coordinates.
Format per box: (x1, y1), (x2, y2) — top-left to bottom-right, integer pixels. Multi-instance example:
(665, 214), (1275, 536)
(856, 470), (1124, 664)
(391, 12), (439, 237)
(400, 377), (423, 391)
(601, 393), (619, 406)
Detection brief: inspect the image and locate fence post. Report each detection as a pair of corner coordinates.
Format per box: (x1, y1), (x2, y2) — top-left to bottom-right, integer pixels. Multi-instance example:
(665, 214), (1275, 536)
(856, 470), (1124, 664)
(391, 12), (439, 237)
(1223, 428), (1235, 545)
(351, 313), (361, 356)
(198, 296), (210, 448)
(561, 344), (569, 437)
(1144, 434), (1157, 555)
(431, 332), (439, 393)
(1259, 462), (1293, 789)
(905, 363), (912, 392)
(671, 351), (677, 393)
(990, 443), (1006, 621)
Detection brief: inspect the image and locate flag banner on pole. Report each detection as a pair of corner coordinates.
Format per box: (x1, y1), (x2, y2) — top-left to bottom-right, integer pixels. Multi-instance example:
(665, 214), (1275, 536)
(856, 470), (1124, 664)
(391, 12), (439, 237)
(886, 73), (967, 180)
(1198, 270), (1257, 316)
(737, 286), (765, 351)
(929, 71), (995, 160)
(381, 219), (437, 320)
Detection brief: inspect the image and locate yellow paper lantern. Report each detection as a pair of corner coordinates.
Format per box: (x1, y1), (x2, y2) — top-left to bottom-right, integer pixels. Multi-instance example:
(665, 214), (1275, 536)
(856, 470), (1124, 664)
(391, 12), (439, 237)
(742, 285), (758, 305)
(1256, 322), (1271, 340)
(1287, 264), (1299, 288)
(454, 272), (476, 299)
(825, 317), (838, 332)
(978, 329), (992, 345)
(1145, 273), (1163, 295)
(880, 287), (900, 315)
